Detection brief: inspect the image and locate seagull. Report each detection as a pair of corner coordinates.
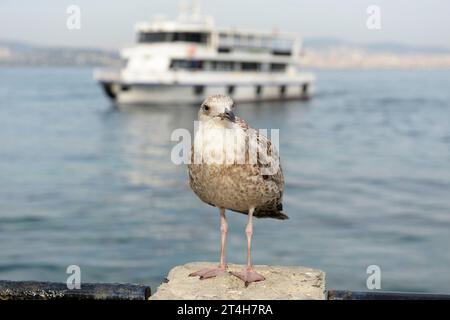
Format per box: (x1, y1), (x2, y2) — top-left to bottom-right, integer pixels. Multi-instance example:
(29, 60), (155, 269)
(187, 95), (287, 286)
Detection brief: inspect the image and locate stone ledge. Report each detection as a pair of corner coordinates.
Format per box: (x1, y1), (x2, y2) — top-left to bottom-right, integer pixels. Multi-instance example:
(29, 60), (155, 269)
(150, 262), (326, 300)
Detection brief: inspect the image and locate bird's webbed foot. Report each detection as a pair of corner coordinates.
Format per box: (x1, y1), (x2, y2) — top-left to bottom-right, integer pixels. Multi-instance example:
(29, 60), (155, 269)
(231, 267), (265, 287)
(188, 265), (227, 280)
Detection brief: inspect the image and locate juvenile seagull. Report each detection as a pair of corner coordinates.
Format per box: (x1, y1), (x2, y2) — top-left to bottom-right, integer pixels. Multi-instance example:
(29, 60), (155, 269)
(188, 95), (287, 286)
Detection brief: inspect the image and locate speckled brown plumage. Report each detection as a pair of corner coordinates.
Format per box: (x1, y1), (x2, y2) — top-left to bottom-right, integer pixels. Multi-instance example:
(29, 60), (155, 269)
(188, 96), (288, 220)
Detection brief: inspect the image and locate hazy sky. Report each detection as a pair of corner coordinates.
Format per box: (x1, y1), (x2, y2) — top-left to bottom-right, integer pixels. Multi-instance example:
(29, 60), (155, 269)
(1, 0), (449, 49)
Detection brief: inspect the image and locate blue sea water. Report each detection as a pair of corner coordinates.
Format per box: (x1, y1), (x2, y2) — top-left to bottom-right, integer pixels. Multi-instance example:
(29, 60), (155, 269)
(0, 67), (449, 293)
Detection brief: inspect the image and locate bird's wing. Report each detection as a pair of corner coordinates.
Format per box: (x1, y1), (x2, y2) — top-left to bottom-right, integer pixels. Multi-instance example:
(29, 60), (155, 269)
(236, 116), (284, 193)
(255, 131), (284, 191)
(252, 131), (286, 219)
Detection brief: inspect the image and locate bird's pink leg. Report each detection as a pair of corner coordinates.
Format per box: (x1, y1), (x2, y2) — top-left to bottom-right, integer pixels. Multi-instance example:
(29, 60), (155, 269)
(219, 207), (228, 267)
(231, 207), (265, 286)
(189, 208), (228, 279)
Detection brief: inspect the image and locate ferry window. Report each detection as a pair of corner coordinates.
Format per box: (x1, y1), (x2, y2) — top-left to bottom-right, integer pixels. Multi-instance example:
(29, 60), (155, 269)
(219, 33), (232, 47)
(170, 59), (203, 70)
(202, 60), (216, 71)
(139, 32), (208, 44)
(272, 49), (292, 56)
(261, 37), (272, 50)
(256, 85), (263, 96)
(170, 59), (265, 72)
(194, 85), (204, 95)
(219, 33), (229, 41)
(139, 32), (167, 43)
(227, 86), (235, 95)
(173, 32), (208, 43)
(272, 38), (290, 50)
(216, 61), (233, 71)
(170, 59), (183, 70)
(241, 62), (260, 71)
(191, 60), (203, 70)
(247, 35), (257, 48)
(280, 85), (287, 96)
(233, 34), (242, 47)
(218, 47), (231, 53)
(270, 63), (286, 72)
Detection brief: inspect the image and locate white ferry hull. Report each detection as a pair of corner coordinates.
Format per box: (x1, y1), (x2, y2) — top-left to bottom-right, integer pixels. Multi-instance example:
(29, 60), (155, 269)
(100, 80), (315, 106)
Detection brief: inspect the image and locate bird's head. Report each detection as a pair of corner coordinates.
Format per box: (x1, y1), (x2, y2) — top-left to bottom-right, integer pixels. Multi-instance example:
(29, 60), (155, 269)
(198, 95), (236, 124)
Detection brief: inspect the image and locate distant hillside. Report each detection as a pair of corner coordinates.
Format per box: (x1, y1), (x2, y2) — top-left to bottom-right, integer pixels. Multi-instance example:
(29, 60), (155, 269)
(300, 38), (450, 69)
(0, 40), (121, 67)
(303, 37), (450, 54)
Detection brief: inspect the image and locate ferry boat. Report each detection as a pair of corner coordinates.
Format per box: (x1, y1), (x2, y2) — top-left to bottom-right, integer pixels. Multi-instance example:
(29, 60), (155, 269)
(94, 3), (315, 105)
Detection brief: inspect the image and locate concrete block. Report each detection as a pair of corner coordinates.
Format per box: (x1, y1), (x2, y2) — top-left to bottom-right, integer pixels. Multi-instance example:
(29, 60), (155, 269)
(150, 262), (326, 300)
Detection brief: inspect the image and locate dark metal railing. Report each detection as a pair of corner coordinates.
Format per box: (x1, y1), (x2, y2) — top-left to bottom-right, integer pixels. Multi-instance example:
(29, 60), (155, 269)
(0, 280), (151, 300)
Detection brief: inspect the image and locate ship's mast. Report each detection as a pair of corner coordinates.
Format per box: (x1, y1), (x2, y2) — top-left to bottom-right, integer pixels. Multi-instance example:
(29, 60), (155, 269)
(177, 0), (213, 27)
(178, 0), (201, 21)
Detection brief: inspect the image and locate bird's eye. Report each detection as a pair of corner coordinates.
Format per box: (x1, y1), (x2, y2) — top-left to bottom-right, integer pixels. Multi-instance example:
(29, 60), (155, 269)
(204, 105), (210, 111)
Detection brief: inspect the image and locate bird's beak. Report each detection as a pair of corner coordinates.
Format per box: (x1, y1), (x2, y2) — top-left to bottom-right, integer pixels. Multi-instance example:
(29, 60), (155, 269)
(219, 108), (235, 122)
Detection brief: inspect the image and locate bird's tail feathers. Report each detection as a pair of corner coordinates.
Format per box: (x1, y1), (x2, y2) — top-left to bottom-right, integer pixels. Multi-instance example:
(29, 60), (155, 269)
(255, 210), (289, 220)
(272, 211), (289, 220)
